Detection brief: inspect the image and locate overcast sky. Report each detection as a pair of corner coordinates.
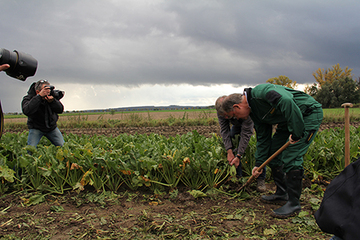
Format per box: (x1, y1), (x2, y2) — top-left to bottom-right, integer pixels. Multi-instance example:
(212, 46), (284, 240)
(1, 0), (359, 113)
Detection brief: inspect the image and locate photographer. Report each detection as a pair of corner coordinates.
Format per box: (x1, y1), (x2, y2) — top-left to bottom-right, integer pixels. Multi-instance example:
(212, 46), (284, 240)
(22, 79), (64, 147)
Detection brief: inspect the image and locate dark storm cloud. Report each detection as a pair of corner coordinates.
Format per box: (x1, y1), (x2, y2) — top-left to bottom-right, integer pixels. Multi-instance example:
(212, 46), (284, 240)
(165, 1), (360, 83)
(1, 0), (360, 112)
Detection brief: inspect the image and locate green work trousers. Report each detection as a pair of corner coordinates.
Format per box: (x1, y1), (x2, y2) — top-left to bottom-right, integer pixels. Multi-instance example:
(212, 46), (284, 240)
(268, 107), (323, 173)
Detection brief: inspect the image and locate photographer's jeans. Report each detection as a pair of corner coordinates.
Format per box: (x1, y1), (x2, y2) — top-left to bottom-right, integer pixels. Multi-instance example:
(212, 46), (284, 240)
(27, 127), (64, 147)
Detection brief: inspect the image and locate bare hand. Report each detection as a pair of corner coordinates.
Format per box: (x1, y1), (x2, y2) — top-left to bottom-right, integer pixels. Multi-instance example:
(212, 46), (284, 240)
(252, 167), (263, 178)
(45, 95), (54, 103)
(289, 134), (300, 144)
(38, 86), (51, 98)
(227, 149), (235, 163)
(0, 64), (10, 71)
(230, 157), (240, 168)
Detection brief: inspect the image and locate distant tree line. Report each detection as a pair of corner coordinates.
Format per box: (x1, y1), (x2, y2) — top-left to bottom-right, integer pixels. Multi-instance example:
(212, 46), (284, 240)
(266, 64), (360, 108)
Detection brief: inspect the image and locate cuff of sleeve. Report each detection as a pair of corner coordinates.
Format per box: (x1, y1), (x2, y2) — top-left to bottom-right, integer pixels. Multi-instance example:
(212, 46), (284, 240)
(237, 152), (244, 158)
(292, 135), (301, 141)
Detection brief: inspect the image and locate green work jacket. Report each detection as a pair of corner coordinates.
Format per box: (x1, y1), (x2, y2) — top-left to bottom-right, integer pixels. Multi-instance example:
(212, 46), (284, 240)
(244, 84), (322, 165)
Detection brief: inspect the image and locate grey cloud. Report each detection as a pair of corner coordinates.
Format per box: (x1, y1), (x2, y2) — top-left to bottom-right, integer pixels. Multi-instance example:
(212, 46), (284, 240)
(1, 0), (360, 112)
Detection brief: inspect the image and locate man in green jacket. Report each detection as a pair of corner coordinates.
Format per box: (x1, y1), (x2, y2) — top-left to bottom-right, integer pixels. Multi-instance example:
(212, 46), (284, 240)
(221, 84), (323, 218)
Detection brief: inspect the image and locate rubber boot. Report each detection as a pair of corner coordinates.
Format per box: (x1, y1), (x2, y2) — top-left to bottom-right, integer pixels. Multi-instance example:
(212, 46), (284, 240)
(271, 169), (303, 218)
(261, 166), (288, 204)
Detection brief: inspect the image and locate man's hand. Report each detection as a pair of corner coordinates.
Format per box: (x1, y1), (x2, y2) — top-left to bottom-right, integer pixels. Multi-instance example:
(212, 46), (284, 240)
(44, 95), (54, 103)
(230, 157), (240, 168)
(0, 64), (10, 71)
(227, 149), (235, 163)
(38, 86), (51, 98)
(252, 166), (263, 178)
(289, 134), (300, 144)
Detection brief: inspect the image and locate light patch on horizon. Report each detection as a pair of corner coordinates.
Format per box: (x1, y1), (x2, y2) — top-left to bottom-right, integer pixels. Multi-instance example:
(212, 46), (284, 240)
(57, 83), (250, 111)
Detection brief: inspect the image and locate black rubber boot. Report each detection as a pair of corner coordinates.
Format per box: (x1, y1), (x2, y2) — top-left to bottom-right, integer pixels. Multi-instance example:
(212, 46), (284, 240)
(261, 166), (288, 204)
(271, 169), (303, 218)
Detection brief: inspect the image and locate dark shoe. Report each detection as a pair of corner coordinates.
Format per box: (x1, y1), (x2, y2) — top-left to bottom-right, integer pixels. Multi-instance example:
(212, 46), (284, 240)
(261, 166), (288, 204)
(256, 179), (267, 192)
(271, 169), (303, 218)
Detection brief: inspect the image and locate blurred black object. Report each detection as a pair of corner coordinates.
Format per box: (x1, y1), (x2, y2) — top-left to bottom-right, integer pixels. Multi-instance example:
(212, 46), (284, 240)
(49, 85), (65, 100)
(0, 48), (38, 81)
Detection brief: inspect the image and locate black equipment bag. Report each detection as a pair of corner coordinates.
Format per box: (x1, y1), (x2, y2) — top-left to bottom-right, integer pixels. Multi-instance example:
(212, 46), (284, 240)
(314, 157), (360, 240)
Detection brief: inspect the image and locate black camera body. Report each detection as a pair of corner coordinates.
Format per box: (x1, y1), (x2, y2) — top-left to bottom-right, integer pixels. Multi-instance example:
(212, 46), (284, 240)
(48, 85), (65, 100)
(0, 48), (38, 81)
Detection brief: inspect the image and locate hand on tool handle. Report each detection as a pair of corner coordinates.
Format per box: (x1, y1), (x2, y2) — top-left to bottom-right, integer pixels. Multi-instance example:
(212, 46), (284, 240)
(252, 167), (263, 178)
(289, 134), (300, 144)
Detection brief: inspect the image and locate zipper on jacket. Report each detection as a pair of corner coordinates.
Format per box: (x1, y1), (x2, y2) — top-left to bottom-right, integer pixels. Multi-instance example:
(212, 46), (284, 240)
(262, 107), (275, 120)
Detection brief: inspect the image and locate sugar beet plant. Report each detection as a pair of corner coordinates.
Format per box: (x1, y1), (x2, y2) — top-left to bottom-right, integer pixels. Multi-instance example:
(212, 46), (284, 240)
(1, 127), (360, 196)
(0, 131), (231, 195)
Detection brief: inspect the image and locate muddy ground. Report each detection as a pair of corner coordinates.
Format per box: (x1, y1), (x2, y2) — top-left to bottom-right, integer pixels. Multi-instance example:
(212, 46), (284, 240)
(1, 112), (351, 239)
(0, 182), (331, 239)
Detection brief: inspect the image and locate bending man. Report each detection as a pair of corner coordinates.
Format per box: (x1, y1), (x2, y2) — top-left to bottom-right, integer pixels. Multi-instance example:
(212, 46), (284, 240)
(216, 96), (266, 192)
(221, 84), (323, 218)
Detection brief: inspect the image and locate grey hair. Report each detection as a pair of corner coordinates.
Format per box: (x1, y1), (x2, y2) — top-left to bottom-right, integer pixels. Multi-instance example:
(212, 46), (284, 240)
(215, 95), (227, 115)
(222, 93), (243, 113)
(35, 79), (49, 91)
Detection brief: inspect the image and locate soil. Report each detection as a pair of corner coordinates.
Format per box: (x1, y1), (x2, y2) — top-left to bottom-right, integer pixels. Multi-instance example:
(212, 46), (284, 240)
(1, 112), (348, 239)
(0, 182), (330, 239)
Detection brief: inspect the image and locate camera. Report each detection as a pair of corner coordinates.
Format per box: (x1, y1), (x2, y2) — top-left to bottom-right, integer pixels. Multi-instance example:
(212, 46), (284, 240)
(48, 85), (65, 100)
(0, 48), (38, 81)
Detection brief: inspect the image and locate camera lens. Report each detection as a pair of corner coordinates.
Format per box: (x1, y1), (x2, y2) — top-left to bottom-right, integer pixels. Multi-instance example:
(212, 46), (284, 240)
(0, 48), (38, 81)
(0, 48), (17, 66)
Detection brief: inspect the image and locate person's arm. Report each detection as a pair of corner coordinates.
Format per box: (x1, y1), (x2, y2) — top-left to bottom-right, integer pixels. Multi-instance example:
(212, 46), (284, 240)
(229, 118), (255, 168)
(254, 121), (273, 166)
(49, 99), (64, 114)
(217, 114), (233, 151)
(236, 117), (254, 156)
(263, 86), (305, 140)
(21, 95), (43, 116)
(251, 122), (272, 177)
(217, 114), (235, 163)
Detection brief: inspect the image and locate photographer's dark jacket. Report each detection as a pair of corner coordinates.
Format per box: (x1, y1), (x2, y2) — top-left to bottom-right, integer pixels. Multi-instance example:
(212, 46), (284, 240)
(22, 82), (63, 132)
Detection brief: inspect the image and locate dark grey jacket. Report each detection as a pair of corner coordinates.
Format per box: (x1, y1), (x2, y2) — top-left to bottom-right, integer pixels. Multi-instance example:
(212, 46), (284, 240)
(217, 113), (254, 156)
(22, 82), (64, 132)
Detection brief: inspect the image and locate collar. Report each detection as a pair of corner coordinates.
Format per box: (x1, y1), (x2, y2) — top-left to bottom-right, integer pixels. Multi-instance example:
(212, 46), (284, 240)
(244, 88), (252, 108)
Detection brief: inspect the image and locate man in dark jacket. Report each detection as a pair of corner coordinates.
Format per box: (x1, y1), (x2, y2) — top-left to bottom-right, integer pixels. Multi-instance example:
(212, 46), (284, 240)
(22, 79), (64, 147)
(221, 84), (323, 218)
(215, 96), (266, 192)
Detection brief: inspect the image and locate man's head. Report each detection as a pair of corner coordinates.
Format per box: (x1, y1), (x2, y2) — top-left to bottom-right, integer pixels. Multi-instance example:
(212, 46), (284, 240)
(222, 93), (251, 119)
(215, 95), (235, 119)
(215, 95), (226, 114)
(35, 79), (49, 91)
(35, 79), (50, 96)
